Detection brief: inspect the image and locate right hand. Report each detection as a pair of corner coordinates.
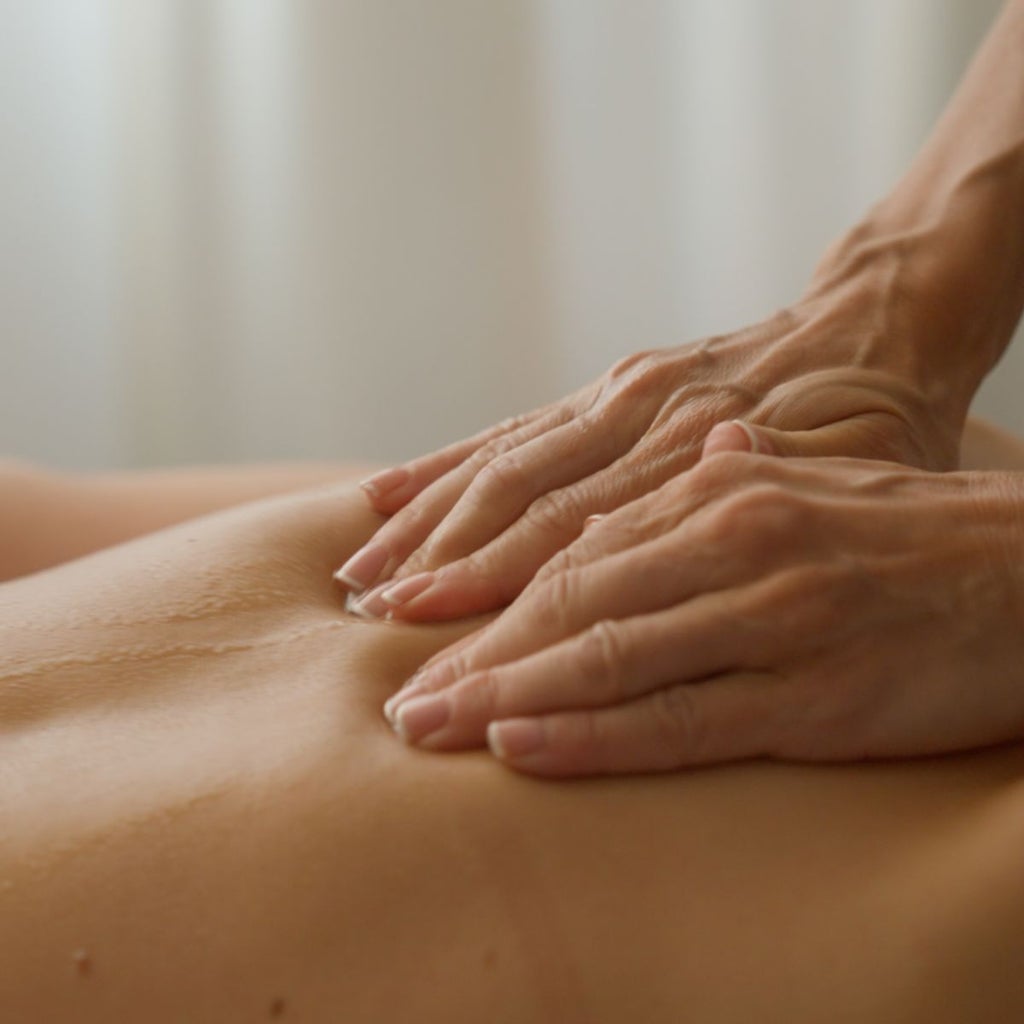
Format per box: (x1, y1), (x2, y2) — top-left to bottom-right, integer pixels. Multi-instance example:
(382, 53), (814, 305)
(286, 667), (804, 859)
(384, 454), (1024, 776)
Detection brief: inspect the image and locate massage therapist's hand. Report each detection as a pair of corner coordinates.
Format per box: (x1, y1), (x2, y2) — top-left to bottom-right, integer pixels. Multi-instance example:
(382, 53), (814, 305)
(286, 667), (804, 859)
(382, 453), (1024, 776)
(337, 241), (972, 621)
(339, 0), (1024, 623)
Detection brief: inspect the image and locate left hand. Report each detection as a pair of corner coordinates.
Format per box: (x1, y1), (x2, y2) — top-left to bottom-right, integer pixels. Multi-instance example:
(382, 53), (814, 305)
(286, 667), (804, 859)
(335, 262), (968, 622)
(382, 453), (1024, 776)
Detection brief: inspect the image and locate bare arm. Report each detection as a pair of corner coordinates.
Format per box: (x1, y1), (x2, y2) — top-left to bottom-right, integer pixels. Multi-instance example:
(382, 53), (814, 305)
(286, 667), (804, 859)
(0, 459), (378, 582)
(334, 2), (1024, 624)
(810, 0), (1024, 418)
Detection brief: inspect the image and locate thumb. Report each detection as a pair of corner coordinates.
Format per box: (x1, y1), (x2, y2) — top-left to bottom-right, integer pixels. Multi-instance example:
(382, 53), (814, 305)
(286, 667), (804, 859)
(701, 420), (777, 458)
(701, 416), (907, 462)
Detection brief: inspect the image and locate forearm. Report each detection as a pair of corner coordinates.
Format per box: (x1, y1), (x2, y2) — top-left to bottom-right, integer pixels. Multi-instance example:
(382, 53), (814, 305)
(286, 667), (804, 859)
(0, 460), (377, 582)
(807, 0), (1024, 419)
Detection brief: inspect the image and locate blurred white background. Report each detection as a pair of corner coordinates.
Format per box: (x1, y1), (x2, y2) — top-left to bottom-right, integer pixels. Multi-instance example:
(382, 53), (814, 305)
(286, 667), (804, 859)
(1, 0), (1017, 471)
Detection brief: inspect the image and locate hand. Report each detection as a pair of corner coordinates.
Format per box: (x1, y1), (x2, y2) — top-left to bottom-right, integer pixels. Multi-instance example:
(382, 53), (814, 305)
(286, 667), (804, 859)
(336, 267), (965, 621)
(381, 453), (1024, 776)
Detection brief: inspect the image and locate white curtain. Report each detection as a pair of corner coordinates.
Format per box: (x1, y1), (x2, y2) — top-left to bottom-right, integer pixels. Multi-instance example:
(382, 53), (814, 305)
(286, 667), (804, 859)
(1, 0), (1014, 470)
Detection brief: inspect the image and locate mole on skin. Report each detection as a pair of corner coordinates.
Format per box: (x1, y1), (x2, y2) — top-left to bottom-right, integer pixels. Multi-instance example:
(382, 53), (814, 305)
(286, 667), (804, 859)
(269, 996), (287, 1017)
(73, 949), (93, 978)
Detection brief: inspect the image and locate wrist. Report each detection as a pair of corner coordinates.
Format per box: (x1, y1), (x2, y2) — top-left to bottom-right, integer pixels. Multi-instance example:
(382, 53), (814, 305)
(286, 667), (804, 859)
(802, 173), (1024, 422)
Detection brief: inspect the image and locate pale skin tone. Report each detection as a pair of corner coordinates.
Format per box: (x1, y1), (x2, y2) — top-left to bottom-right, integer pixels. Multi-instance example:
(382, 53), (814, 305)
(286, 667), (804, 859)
(330, 0), (1024, 773)
(0, 458), (376, 582)
(386, 453), (1024, 775)
(5, 461), (1024, 1021)
(7, 1), (1024, 1013)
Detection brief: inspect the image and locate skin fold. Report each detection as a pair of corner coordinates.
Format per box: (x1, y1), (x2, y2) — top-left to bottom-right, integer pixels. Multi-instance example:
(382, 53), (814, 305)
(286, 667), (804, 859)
(2, 468), (1024, 1021)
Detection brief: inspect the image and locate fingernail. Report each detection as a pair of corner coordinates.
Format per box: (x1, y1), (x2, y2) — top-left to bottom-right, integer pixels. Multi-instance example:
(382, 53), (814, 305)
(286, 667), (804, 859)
(381, 572), (435, 608)
(360, 467), (411, 503)
(488, 719), (545, 760)
(702, 420), (758, 459)
(382, 679), (425, 729)
(394, 694), (450, 744)
(334, 542), (389, 592)
(584, 514), (605, 530)
(350, 581), (392, 619)
(730, 420), (761, 455)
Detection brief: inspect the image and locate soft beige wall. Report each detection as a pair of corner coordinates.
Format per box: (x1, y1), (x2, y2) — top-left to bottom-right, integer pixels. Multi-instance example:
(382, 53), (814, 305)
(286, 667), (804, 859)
(0, 0), (1018, 470)
(113, 1), (560, 467)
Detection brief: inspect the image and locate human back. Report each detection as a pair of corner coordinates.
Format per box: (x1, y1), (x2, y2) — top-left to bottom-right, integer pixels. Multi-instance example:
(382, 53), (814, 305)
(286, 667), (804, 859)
(0, 481), (1022, 1022)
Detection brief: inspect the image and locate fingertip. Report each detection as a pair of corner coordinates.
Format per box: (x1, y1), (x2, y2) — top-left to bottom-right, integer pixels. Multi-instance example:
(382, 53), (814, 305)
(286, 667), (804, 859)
(487, 717), (593, 778)
(488, 718), (546, 761)
(380, 572), (436, 608)
(359, 467), (411, 509)
(733, 420), (766, 455)
(348, 581), (391, 618)
(387, 571), (511, 623)
(335, 541), (390, 592)
(701, 420), (762, 459)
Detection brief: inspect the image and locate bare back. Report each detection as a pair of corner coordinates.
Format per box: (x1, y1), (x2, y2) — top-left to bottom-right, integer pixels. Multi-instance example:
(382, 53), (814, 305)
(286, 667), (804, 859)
(2, 483), (1023, 1022)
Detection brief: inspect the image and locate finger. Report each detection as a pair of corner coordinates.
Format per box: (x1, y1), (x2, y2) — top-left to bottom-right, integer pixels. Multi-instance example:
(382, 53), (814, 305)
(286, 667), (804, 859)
(486, 671), (783, 776)
(360, 406), (553, 515)
(384, 525), (781, 723)
(392, 591), (768, 750)
(385, 437), (708, 621)
(522, 448), (792, 591)
(335, 406), (572, 591)
(397, 407), (653, 570)
(701, 413), (928, 467)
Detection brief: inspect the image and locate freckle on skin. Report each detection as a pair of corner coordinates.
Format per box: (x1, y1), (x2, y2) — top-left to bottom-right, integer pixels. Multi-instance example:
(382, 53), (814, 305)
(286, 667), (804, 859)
(269, 996), (287, 1017)
(72, 949), (92, 978)
(483, 948), (498, 971)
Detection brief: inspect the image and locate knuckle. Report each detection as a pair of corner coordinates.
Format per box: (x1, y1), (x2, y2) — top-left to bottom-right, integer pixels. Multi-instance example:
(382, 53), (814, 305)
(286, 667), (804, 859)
(376, 506), (432, 562)
(618, 369), (664, 405)
(628, 491), (688, 543)
(646, 388), (747, 441)
(523, 489), (583, 542)
(535, 567), (581, 634)
(604, 350), (672, 403)
(396, 510), (463, 568)
(469, 432), (523, 472)
(462, 667), (503, 720)
(436, 648), (474, 689)
(472, 453), (530, 501)
(526, 521), (605, 592)
(531, 545), (576, 588)
(648, 685), (704, 767)
(492, 410), (534, 436)
(705, 482), (807, 545)
(577, 619), (630, 704)
(607, 348), (662, 381)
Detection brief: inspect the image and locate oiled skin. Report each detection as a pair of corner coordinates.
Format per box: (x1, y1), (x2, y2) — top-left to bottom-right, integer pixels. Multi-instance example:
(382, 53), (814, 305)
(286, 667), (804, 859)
(1, 482), (1024, 1023)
